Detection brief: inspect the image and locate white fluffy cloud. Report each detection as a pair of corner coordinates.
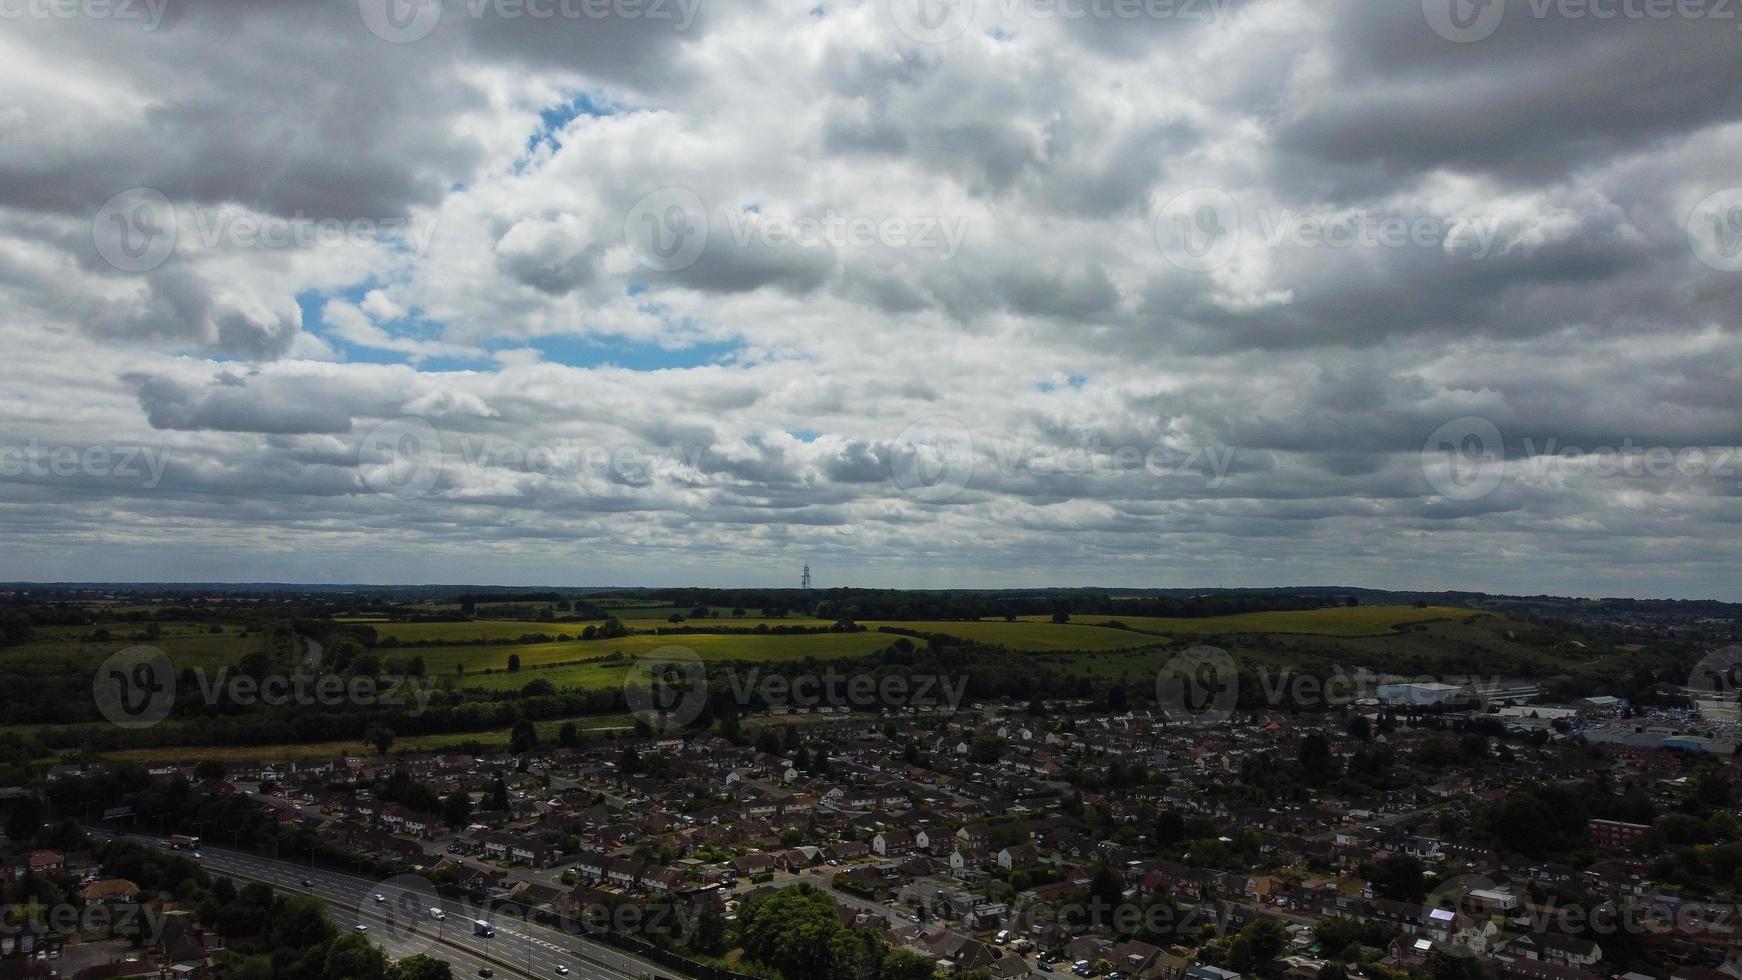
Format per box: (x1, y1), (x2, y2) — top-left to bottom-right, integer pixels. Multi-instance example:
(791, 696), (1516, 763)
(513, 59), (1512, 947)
(0, 0), (1738, 596)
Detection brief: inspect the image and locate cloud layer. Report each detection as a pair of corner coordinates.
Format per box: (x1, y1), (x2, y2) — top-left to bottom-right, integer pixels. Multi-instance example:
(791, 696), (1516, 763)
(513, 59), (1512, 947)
(1, 0), (1738, 597)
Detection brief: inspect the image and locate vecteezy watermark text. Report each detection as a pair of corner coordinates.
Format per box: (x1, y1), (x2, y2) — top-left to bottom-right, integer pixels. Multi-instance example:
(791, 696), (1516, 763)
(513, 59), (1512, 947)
(887, 0), (1234, 44)
(0, 902), (166, 943)
(93, 646), (434, 730)
(1155, 189), (1511, 272)
(1419, 416), (1742, 503)
(93, 187), (439, 273)
(719, 209), (969, 259)
(0, 441), (170, 489)
(1424, 0), (1742, 44)
(888, 416), (1239, 503)
(359, 0), (701, 43)
(623, 645), (971, 733)
(1156, 644), (1511, 723)
(624, 189), (972, 272)
(0, 0), (168, 29)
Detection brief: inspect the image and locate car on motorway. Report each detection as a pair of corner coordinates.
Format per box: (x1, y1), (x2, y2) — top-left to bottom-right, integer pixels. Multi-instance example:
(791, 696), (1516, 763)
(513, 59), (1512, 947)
(477, 970), (493, 978)
(374, 893), (386, 903)
(555, 967), (569, 975)
(300, 878), (312, 887)
(191, 851), (203, 859)
(354, 924), (369, 933)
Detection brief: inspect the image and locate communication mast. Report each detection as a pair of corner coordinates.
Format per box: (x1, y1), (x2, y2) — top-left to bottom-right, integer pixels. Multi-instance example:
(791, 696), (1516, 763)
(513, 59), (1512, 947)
(801, 564), (812, 592)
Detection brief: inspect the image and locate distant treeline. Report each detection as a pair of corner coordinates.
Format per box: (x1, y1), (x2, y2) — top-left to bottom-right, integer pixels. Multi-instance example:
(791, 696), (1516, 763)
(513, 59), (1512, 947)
(580, 587), (1351, 623)
(810, 591), (1347, 622)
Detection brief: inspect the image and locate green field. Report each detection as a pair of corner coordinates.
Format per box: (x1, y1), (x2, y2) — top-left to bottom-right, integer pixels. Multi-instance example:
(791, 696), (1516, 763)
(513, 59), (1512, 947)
(1020, 605), (1473, 637)
(344, 614), (837, 644)
(862, 620), (1163, 651)
(341, 619), (591, 644)
(421, 630), (909, 680)
(0, 621), (268, 671)
(608, 606), (834, 627)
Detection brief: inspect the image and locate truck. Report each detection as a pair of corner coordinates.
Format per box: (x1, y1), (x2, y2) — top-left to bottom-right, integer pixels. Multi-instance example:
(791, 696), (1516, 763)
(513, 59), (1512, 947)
(168, 834), (200, 850)
(472, 919), (494, 937)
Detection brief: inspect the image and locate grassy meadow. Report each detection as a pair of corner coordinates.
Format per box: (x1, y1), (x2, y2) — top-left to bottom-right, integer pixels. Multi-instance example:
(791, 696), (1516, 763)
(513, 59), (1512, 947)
(1042, 604), (1476, 637)
(423, 631), (910, 691)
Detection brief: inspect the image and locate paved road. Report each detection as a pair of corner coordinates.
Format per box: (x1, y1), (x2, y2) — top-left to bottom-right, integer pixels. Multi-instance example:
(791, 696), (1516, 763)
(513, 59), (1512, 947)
(120, 836), (659, 980)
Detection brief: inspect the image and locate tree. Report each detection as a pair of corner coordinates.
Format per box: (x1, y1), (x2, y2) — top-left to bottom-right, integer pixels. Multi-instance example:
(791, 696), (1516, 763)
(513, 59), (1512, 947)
(4, 794), (42, 842)
(442, 788), (472, 828)
(1369, 853), (1428, 903)
(969, 735), (1008, 764)
(558, 721), (580, 749)
(692, 905), (728, 957)
(364, 726), (396, 756)
(1428, 949), (1494, 980)
(487, 776), (510, 812)
(1298, 731), (1337, 780)
(737, 885), (868, 980)
(1155, 808), (1185, 847)
(324, 932), (387, 980)
(506, 653), (521, 672)
(718, 710), (743, 745)
(509, 718), (537, 754)
(1087, 865), (1125, 931)
(1243, 918), (1286, 963)
(1227, 935), (1253, 972)
(387, 954), (452, 980)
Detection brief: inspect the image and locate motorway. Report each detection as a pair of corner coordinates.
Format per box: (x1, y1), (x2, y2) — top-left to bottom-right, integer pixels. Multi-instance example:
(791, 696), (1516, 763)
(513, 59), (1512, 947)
(116, 835), (661, 980)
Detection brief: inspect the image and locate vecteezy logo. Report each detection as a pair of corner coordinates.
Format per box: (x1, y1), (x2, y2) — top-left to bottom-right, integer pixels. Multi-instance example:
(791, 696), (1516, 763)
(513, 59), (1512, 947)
(1421, 416), (1506, 501)
(1690, 645), (1742, 704)
(888, 416), (975, 503)
(1155, 188), (1240, 273)
(624, 645), (708, 733)
(359, 0), (443, 43)
(1155, 645), (1237, 724)
(364, 873), (442, 955)
(358, 416), (443, 500)
(93, 188), (177, 273)
(93, 645), (176, 729)
(1687, 189), (1742, 273)
(887, 0), (974, 43)
(624, 188), (709, 272)
(1422, 0), (1505, 42)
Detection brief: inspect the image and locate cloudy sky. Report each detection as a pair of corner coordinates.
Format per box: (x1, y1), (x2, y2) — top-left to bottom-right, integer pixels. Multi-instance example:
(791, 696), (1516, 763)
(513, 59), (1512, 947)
(1, 0), (1739, 597)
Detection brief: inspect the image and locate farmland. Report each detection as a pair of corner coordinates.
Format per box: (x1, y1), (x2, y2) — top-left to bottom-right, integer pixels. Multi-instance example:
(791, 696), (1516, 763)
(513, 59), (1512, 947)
(0, 588), (1657, 767)
(345, 614), (838, 645)
(416, 631), (907, 680)
(862, 620), (1161, 652)
(92, 709), (843, 764)
(1036, 604), (1476, 637)
(0, 620), (270, 672)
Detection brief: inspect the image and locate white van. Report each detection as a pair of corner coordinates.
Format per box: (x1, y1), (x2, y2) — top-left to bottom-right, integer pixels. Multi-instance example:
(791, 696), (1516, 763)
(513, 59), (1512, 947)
(429, 908), (446, 921)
